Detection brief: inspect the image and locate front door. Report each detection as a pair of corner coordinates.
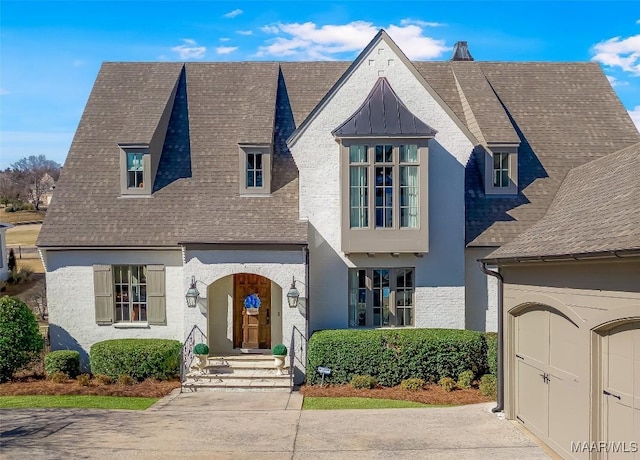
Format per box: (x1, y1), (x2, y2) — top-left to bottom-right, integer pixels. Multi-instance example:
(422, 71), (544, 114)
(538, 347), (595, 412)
(233, 274), (271, 349)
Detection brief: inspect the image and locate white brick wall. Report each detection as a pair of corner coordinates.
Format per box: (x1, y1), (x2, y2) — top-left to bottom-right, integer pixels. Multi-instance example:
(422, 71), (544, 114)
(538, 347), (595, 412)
(464, 247), (499, 332)
(291, 35), (473, 332)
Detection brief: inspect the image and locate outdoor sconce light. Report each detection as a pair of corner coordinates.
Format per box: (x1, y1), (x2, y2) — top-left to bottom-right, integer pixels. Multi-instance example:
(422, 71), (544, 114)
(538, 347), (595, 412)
(185, 275), (200, 308)
(286, 277), (301, 308)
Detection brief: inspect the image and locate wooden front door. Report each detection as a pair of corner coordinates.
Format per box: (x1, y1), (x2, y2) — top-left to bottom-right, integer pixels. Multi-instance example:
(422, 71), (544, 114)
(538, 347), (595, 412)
(233, 274), (271, 349)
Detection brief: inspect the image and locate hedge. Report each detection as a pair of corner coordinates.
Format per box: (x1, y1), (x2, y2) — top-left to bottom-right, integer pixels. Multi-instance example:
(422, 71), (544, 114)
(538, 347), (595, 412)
(485, 332), (498, 375)
(90, 339), (181, 380)
(307, 328), (489, 387)
(45, 350), (80, 378)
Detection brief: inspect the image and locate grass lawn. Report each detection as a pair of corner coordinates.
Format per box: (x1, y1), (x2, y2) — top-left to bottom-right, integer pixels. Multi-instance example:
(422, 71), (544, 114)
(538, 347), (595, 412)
(1, 210), (46, 224)
(303, 397), (446, 410)
(6, 224), (41, 246)
(14, 258), (45, 273)
(0, 395), (158, 410)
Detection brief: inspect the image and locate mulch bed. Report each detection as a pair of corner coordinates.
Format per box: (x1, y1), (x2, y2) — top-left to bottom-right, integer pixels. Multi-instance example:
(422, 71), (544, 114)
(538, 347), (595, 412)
(0, 376), (180, 398)
(300, 383), (494, 405)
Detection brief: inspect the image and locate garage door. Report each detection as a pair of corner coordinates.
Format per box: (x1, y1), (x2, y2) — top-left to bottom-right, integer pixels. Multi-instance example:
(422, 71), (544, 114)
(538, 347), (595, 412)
(601, 322), (640, 460)
(515, 306), (585, 459)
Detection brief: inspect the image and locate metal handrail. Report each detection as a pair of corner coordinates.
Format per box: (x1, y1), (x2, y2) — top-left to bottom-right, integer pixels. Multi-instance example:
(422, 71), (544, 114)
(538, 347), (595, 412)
(290, 325), (308, 387)
(180, 324), (207, 383)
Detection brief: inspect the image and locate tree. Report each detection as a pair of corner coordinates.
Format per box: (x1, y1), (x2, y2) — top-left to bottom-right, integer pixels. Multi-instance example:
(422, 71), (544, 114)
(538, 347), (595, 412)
(10, 155), (60, 210)
(0, 296), (44, 382)
(0, 169), (22, 206)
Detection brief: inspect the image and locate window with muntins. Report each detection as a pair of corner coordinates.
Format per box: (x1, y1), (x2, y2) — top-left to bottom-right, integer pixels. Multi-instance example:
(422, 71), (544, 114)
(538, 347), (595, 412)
(349, 267), (414, 327)
(493, 152), (510, 188)
(247, 153), (263, 188)
(349, 143), (420, 229)
(127, 153), (145, 189)
(114, 265), (147, 322)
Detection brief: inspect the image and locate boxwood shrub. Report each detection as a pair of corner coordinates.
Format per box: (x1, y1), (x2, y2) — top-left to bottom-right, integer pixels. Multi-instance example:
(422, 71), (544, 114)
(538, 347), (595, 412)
(45, 350), (80, 378)
(307, 328), (489, 387)
(485, 332), (498, 375)
(90, 339), (181, 381)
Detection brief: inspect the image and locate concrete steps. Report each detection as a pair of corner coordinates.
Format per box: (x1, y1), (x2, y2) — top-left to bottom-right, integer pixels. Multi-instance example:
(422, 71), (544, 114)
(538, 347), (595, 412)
(182, 353), (292, 392)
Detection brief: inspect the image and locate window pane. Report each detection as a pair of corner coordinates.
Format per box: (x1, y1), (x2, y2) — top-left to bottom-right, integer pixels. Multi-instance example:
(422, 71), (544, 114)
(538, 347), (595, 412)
(400, 166), (419, 228)
(400, 145), (418, 163)
(350, 166), (368, 228)
(375, 167), (393, 228)
(375, 145), (393, 163)
(256, 171), (263, 187)
(349, 145), (367, 163)
(247, 153), (255, 169)
(349, 269), (367, 327)
(255, 154), (262, 170)
(247, 171), (254, 187)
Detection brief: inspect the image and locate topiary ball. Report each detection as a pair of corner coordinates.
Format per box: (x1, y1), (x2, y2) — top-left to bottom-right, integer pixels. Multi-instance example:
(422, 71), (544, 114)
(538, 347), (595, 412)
(272, 343), (287, 356)
(193, 343), (209, 355)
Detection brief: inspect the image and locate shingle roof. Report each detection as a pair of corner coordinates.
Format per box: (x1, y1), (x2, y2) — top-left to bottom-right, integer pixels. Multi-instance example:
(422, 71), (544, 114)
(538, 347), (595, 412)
(37, 57), (640, 248)
(332, 77), (437, 137)
(486, 142), (640, 259)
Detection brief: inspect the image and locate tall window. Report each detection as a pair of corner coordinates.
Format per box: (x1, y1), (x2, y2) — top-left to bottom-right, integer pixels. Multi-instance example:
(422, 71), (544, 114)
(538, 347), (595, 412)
(348, 144), (420, 229)
(114, 265), (147, 322)
(247, 153), (263, 188)
(493, 152), (509, 188)
(127, 153), (144, 188)
(348, 268), (414, 327)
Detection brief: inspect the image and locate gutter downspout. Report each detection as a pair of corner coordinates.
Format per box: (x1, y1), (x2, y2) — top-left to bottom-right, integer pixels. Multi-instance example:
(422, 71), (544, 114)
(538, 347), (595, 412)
(479, 261), (504, 413)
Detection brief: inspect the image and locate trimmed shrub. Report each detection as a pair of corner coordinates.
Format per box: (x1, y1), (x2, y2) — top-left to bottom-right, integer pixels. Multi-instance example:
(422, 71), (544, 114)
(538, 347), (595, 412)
(0, 296), (44, 382)
(438, 377), (456, 392)
(485, 332), (498, 375)
(350, 375), (377, 389)
(77, 373), (91, 386)
(45, 350), (80, 378)
(48, 371), (69, 383)
(400, 378), (425, 391)
(94, 374), (113, 385)
(193, 343), (209, 355)
(457, 370), (474, 389)
(90, 339), (181, 381)
(307, 328), (488, 386)
(480, 374), (497, 398)
(272, 343), (287, 356)
(117, 374), (135, 386)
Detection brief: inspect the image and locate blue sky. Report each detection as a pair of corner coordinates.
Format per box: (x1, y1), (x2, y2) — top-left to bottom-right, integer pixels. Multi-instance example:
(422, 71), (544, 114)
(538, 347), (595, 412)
(1, 1), (639, 169)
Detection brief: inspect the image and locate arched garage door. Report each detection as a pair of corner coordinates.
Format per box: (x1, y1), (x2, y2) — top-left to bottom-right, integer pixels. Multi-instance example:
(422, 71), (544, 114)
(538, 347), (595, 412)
(600, 321), (640, 459)
(514, 306), (585, 459)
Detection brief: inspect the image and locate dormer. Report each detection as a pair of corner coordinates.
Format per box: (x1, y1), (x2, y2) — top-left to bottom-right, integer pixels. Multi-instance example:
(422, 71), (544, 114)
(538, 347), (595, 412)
(484, 143), (519, 195)
(119, 144), (151, 195)
(238, 143), (273, 196)
(334, 77), (437, 254)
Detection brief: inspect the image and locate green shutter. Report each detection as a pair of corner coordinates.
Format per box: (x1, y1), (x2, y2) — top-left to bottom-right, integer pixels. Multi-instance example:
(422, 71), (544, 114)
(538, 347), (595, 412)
(147, 265), (166, 325)
(93, 265), (113, 324)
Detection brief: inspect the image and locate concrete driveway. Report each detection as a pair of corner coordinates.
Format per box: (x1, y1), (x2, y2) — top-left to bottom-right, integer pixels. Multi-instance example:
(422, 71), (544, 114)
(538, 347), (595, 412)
(0, 391), (550, 459)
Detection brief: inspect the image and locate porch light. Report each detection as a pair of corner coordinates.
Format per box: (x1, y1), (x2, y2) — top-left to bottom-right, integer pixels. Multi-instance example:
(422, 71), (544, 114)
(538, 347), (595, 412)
(186, 276), (200, 308)
(286, 277), (300, 308)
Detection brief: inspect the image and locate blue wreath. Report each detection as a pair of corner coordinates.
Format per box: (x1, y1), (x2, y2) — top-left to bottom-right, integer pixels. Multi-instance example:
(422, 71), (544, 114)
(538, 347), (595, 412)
(244, 293), (261, 310)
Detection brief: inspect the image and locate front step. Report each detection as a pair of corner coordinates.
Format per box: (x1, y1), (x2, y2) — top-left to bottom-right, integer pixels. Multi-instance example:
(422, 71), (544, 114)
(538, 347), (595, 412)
(182, 354), (292, 392)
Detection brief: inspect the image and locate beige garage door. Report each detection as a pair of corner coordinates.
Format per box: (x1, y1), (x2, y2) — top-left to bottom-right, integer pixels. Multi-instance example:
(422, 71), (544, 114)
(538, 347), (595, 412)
(515, 307), (585, 459)
(601, 322), (640, 459)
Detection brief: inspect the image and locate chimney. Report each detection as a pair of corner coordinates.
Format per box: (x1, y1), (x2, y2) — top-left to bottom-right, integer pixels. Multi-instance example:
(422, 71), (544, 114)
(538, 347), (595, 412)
(451, 41), (474, 61)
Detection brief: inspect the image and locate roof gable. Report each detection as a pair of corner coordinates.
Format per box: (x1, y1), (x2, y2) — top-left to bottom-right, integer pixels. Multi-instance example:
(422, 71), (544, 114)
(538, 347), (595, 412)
(332, 77), (437, 137)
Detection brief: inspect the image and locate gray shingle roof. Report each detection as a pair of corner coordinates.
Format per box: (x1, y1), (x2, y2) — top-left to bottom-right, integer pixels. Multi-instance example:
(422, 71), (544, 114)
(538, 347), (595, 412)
(486, 142), (640, 259)
(332, 77), (437, 137)
(37, 57), (640, 249)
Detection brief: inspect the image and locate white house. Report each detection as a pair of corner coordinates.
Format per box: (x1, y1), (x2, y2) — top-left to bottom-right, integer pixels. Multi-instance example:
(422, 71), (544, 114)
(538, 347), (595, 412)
(37, 31), (640, 381)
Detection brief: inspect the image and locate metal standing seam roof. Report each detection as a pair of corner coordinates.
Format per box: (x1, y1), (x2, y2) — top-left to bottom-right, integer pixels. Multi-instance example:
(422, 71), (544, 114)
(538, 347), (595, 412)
(332, 77), (437, 137)
(37, 56), (640, 249)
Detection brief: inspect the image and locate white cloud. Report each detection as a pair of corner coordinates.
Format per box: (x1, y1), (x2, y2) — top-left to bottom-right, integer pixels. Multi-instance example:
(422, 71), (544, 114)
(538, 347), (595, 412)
(606, 75), (629, 87)
(72, 59), (85, 67)
(629, 106), (640, 131)
(216, 46), (238, 55)
(592, 34), (640, 75)
(224, 9), (243, 19)
(237, 30), (253, 36)
(220, 37), (231, 42)
(400, 19), (443, 28)
(171, 39), (206, 60)
(257, 21), (448, 60)
(0, 88), (9, 96)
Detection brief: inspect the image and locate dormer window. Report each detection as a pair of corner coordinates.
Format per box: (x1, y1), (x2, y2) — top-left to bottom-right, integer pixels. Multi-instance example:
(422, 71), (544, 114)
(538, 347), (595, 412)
(484, 145), (518, 195)
(119, 146), (151, 195)
(239, 144), (271, 196)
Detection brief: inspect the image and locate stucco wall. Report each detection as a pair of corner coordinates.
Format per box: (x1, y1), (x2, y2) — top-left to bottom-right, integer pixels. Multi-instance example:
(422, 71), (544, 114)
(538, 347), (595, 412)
(44, 249), (185, 369)
(290, 36), (473, 332)
(465, 247), (499, 332)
